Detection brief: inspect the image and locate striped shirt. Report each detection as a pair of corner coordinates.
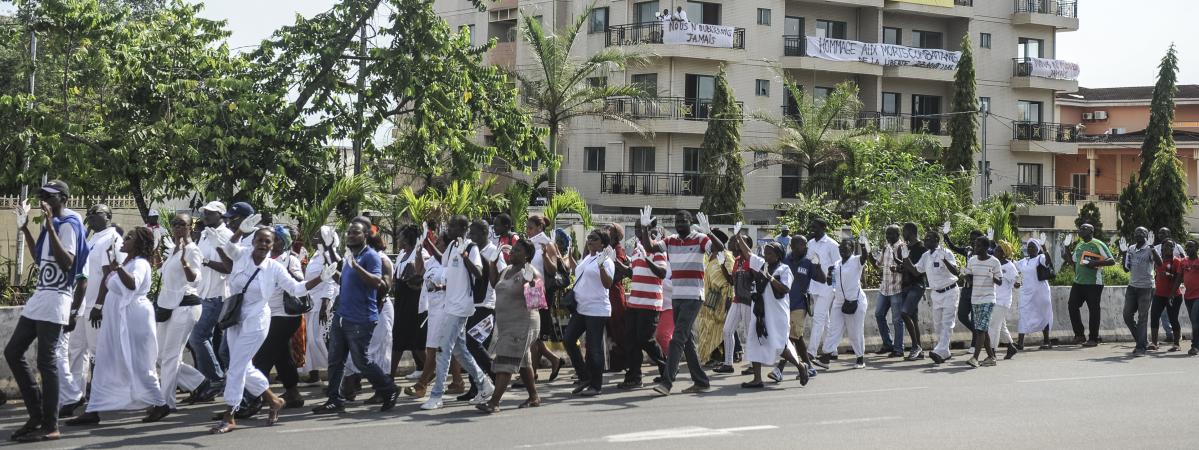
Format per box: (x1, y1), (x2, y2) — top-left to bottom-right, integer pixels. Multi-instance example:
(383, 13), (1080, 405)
(628, 252), (669, 311)
(665, 233), (712, 300)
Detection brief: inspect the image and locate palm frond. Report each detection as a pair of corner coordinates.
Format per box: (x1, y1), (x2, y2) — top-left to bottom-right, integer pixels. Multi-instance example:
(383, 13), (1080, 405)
(291, 174), (374, 249)
(543, 188), (592, 229)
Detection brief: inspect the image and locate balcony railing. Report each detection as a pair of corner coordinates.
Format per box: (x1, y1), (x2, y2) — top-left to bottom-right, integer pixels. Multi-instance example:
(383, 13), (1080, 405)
(783, 35), (805, 57)
(780, 109), (951, 135)
(605, 22), (745, 49)
(1012, 185), (1081, 205)
(781, 177), (841, 200)
(601, 172), (703, 196)
(1012, 57), (1080, 80)
(1014, 0), (1077, 18)
(606, 96), (741, 120)
(1012, 121), (1081, 142)
(955, 0), (974, 6)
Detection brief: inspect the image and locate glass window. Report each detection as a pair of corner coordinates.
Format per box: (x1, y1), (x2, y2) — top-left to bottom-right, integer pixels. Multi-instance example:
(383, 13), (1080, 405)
(755, 79), (770, 97)
(686, 1), (721, 25)
(912, 30), (943, 49)
(813, 86), (832, 100)
(815, 20), (847, 39)
(883, 27), (902, 45)
(882, 92), (900, 115)
(1017, 100), (1043, 122)
(1018, 37), (1044, 58)
(634, 1), (660, 23)
(979, 32), (992, 49)
(585, 147), (606, 172)
(466, 24), (476, 46)
(630, 147), (656, 173)
(589, 7), (608, 34)
(979, 96), (991, 113)
(631, 73), (658, 96)
(1017, 163), (1043, 186)
(784, 16), (803, 36)
(757, 8), (771, 26)
(588, 77), (607, 88)
(684, 148), (701, 173)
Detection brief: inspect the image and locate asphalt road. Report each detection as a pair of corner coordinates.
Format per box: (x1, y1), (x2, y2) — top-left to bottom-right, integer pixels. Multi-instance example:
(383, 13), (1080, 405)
(2, 342), (1196, 449)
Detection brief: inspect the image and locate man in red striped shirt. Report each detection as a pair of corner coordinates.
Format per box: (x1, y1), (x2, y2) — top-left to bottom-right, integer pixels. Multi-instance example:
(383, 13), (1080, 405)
(617, 219), (669, 389)
(654, 210), (724, 396)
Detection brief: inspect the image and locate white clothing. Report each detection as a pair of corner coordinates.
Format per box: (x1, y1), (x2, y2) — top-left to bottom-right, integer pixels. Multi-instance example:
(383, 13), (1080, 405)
(159, 242), (203, 309)
(87, 257), (165, 412)
(988, 304), (1014, 351)
(479, 242), (506, 310)
(267, 252), (303, 317)
(348, 299), (395, 375)
(156, 304), (205, 408)
(23, 215), (80, 325)
(573, 254), (614, 317)
(965, 256), (1002, 305)
(931, 295), (959, 359)
(302, 250), (338, 372)
(196, 224), (233, 299)
(305, 250), (339, 303)
(57, 333), (82, 406)
(675, 10), (688, 22)
(442, 240), (482, 318)
(806, 291), (833, 358)
(223, 321), (269, 409)
(995, 261), (1018, 308)
(722, 302), (751, 365)
(745, 262), (793, 365)
(423, 255), (447, 348)
(1015, 255), (1053, 333)
(914, 246), (959, 290)
(825, 255), (867, 356)
(80, 227), (124, 313)
(62, 227), (124, 403)
(806, 235), (840, 297)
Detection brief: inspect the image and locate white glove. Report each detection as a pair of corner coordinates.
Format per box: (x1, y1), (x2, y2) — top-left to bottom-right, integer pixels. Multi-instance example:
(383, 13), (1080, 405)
(521, 265), (536, 282)
(858, 233), (868, 246)
(13, 202), (30, 228)
(985, 228), (994, 240)
(1118, 237), (1129, 252)
(1039, 232), (1048, 244)
(1147, 231), (1156, 247)
(482, 245), (500, 263)
(640, 205), (653, 227)
(594, 251), (608, 267)
(604, 247), (616, 262)
(732, 221), (742, 238)
(941, 221), (951, 235)
(163, 238), (176, 250)
(695, 212), (711, 235)
(239, 213), (262, 234)
(320, 262), (337, 282)
(716, 251), (726, 265)
(320, 225), (336, 247)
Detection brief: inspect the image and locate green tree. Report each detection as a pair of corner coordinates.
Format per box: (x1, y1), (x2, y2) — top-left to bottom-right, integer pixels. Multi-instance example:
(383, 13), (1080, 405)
(752, 79), (866, 185)
(1141, 152), (1190, 236)
(777, 193), (842, 237)
(842, 133), (962, 233)
(946, 34), (979, 206)
(1075, 202), (1105, 239)
(1116, 173), (1144, 239)
(698, 68), (743, 222)
(1139, 44), (1179, 178)
(516, 5), (649, 197)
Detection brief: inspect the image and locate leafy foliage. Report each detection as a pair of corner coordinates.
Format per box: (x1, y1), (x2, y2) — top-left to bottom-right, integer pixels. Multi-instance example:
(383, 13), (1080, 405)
(751, 79), (865, 176)
(699, 68), (743, 222)
(946, 34), (979, 206)
(842, 134), (962, 234)
(542, 188), (592, 229)
(1141, 153), (1190, 236)
(398, 178), (508, 225)
(777, 193), (843, 237)
(290, 174), (374, 250)
(1075, 202), (1105, 239)
(1116, 173), (1144, 239)
(1139, 44), (1179, 178)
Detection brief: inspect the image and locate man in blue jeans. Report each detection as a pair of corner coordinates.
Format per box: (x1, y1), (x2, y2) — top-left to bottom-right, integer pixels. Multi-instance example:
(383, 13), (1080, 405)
(872, 225), (906, 357)
(188, 201), (234, 402)
(312, 219), (399, 413)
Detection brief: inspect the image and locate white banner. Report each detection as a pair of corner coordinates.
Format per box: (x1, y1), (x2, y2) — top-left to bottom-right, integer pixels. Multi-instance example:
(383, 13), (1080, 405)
(663, 20), (735, 49)
(803, 36), (961, 70)
(1025, 57), (1080, 81)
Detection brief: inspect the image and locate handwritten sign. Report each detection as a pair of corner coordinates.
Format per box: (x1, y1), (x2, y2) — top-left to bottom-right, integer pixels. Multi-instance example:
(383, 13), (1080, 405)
(803, 36), (961, 70)
(663, 20), (735, 49)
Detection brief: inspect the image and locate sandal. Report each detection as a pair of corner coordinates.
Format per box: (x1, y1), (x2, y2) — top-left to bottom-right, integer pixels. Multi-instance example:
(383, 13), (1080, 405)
(518, 398), (542, 408)
(740, 381), (765, 389)
(475, 403), (500, 414)
(266, 399), (284, 426)
(404, 383), (427, 398)
(209, 420), (236, 434)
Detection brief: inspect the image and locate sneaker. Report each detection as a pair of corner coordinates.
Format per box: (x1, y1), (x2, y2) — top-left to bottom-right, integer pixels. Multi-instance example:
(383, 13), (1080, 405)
(854, 356), (865, 369)
(809, 358), (829, 370)
(470, 380), (494, 405)
(1132, 349), (1147, 357)
(310, 401), (345, 415)
(456, 387), (477, 403)
(713, 364), (734, 374)
(1005, 345), (1019, 360)
(808, 367), (818, 378)
(1073, 335), (1087, 345)
(380, 390), (400, 412)
(886, 351), (904, 358)
(652, 384), (671, 396)
(966, 357), (980, 368)
(617, 380), (643, 390)
(1147, 344), (1159, 351)
(681, 384), (710, 394)
(980, 357), (996, 367)
(767, 367), (783, 383)
(929, 352), (945, 365)
(1189, 347), (1199, 356)
(1082, 340), (1099, 347)
(421, 396), (444, 410)
(818, 354), (831, 365)
(579, 387), (601, 397)
(966, 347), (975, 356)
(905, 347), (924, 361)
(58, 399), (84, 418)
(405, 370), (423, 381)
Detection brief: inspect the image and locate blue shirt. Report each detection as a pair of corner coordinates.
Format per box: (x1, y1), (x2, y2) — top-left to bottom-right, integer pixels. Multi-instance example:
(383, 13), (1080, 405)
(784, 253), (813, 311)
(336, 246), (382, 324)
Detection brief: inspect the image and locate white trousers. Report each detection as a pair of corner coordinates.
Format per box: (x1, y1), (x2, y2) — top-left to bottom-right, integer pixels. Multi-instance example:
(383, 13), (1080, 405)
(807, 292), (834, 358)
(301, 297), (334, 372)
(156, 305), (206, 409)
(349, 299), (394, 375)
(823, 292), (867, 357)
(223, 319), (269, 409)
(988, 304), (1015, 351)
(60, 316), (100, 406)
(722, 302), (752, 365)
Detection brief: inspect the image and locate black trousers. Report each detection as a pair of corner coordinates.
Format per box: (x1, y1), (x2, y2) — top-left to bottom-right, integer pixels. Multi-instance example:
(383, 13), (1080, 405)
(1151, 295), (1183, 345)
(464, 307), (494, 384)
(564, 314), (607, 390)
(1068, 283), (1104, 342)
(252, 315), (302, 389)
(4, 317), (63, 430)
(624, 308), (665, 382)
(957, 286), (975, 347)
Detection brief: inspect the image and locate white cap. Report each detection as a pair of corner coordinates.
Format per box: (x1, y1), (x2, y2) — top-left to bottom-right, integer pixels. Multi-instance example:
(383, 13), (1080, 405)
(147, 210), (159, 217)
(200, 201), (227, 215)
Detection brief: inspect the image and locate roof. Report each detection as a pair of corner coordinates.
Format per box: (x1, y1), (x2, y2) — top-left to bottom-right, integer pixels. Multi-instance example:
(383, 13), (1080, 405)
(1059, 85), (1199, 102)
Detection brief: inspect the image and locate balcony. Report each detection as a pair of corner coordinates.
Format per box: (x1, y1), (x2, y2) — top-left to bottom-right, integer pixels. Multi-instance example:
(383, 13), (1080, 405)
(883, 64), (956, 82)
(781, 36), (884, 76)
(810, 0), (884, 7)
(781, 177), (842, 200)
(1012, 0), (1079, 31)
(1011, 184), (1081, 205)
(1010, 121), (1081, 154)
(604, 96), (741, 134)
(605, 22), (745, 62)
(1011, 57), (1080, 92)
(781, 109), (954, 145)
(883, 0), (974, 18)
(601, 172), (704, 197)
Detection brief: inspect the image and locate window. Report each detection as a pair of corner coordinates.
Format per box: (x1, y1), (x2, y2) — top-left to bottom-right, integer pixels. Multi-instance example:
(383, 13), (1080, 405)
(979, 96), (991, 113)
(781, 164), (802, 198)
(1018, 37), (1044, 58)
(585, 147), (606, 172)
(813, 86), (833, 100)
(1017, 163), (1043, 186)
(979, 32), (992, 49)
(784, 16), (804, 55)
(755, 79), (770, 97)
(686, 1), (721, 25)
(683, 148), (701, 173)
(1017, 100), (1043, 122)
(883, 27), (902, 45)
(633, 1), (659, 23)
(1071, 173), (1089, 196)
(816, 20), (847, 39)
(685, 73), (716, 118)
(882, 92), (901, 115)
(631, 73), (658, 96)
(757, 8), (771, 25)
(784, 16), (804, 36)
(466, 24), (476, 46)
(589, 7), (608, 34)
(630, 147), (656, 173)
(911, 95), (943, 133)
(588, 77), (607, 88)
(912, 30), (943, 49)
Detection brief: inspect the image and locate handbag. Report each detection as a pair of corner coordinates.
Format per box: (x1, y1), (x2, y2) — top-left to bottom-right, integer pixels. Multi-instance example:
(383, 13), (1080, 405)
(283, 293), (314, 315)
(154, 304), (173, 323)
(841, 299), (859, 314)
(524, 275), (548, 310)
(1036, 258), (1055, 281)
(218, 267), (261, 330)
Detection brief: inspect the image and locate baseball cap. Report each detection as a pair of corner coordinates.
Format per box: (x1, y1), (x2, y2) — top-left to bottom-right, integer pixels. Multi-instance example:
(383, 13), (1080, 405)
(200, 201), (227, 215)
(147, 210), (160, 218)
(39, 180), (70, 197)
(224, 202), (255, 219)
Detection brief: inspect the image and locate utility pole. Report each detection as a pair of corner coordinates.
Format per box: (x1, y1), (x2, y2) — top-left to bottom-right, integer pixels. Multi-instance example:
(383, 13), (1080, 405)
(15, 25), (36, 285)
(979, 108), (989, 200)
(352, 22), (367, 176)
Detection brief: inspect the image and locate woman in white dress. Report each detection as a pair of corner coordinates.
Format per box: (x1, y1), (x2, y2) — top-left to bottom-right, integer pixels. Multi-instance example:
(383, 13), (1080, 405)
(1015, 239), (1055, 350)
(739, 239), (802, 388)
(208, 227), (331, 434)
(67, 227), (166, 426)
(302, 226), (340, 383)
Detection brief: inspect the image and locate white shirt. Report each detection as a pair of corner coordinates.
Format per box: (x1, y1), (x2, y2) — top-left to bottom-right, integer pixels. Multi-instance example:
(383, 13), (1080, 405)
(23, 215), (80, 325)
(158, 242), (203, 309)
(441, 239), (482, 318)
(833, 255), (866, 301)
(105, 257), (153, 310)
(478, 242), (506, 310)
(574, 253), (614, 317)
(995, 261), (1018, 308)
(267, 252), (303, 317)
(965, 256), (1003, 305)
(228, 252), (309, 331)
(675, 10), (688, 22)
(421, 250), (443, 315)
(304, 249), (339, 301)
(914, 246), (959, 289)
(80, 227), (124, 315)
(196, 224), (233, 299)
(806, 235), (840, 297)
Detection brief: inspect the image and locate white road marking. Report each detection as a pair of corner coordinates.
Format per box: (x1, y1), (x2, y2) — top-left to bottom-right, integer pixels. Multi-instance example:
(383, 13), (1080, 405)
(813, 416), (900, 426)
(1016, 371), (1185, 383)
(517, 425), (779, 447)
(276, 421), (406, 434)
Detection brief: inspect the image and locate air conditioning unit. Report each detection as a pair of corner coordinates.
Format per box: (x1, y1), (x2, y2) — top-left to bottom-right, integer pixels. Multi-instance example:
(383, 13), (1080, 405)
(1111, 128), (1127, 135)
(1082, 112), (1093, 120)
(1094, 111), (1108, 120)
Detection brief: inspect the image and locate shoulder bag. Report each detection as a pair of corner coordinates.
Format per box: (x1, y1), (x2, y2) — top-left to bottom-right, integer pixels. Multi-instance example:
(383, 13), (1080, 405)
(218, 267), (262, 330)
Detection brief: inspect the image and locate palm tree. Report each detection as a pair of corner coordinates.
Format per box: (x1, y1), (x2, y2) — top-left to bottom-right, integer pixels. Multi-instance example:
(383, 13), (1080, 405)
(516, 4), (651, 197)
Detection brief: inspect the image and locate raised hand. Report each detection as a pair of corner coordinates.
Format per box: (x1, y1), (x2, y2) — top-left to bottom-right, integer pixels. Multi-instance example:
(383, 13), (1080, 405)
(695, 212), (711, 235)
(13, 202), (30, 229)
(320, 262), (337, 282)
(640, 205), (653, 227)
(716, 251), (726, 265)
(942, 221), (951, 235)
(343, 248), (355, 265)
(320, 225), (336, 248)
(239, 213), (262, 234)
(732, 221), (742, 238)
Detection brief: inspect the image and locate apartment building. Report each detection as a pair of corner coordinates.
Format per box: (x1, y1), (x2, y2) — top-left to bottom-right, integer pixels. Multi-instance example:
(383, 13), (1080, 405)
(434, 0), (1081, 224)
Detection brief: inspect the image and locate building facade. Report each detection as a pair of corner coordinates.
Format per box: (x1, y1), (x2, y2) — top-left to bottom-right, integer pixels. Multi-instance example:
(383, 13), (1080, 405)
(434, 0), (1081, 223)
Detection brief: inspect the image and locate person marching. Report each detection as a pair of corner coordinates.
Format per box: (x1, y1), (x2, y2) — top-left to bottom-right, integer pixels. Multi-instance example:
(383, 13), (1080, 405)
(302, 226), (340, 383)
(1068, 224), (1115, 347)
(913, 231), (960, 365)
(780, 235), (824, 376)
(717, 230), (753, 374)
(390, 225), (426, 381)
(824, 237), (869, 369)
(151, 213), (208, 417)
(963, 237), (1003, 368)
(895, 223), (928, 361)
(61, 204), (123, 417)
(1149, 239), (1183, 352)
(188, 201), (234, 403)
(1121, 227), (1160, 357)
(654, 211), (723, 396)
(249, 225), (307, 409)
(988, 241), (1020, 360)
(1180, 241), (1199, 356)
(1015, 239), (1054, 350)
(346, 231), (396, 404)
(617, 207), (669, 389)
(805, 218), (841, 364)
(872, 225), (907, 358)
(739, 240), (806, 387)
(565, 229), (616, 397)
(477, 238), (543, 413)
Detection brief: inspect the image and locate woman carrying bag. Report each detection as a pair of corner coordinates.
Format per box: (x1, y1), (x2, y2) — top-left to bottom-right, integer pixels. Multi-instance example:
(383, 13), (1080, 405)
(477, 239), (543, 413)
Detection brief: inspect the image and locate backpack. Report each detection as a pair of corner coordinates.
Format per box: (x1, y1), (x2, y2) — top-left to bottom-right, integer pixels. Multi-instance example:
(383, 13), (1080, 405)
(463, 242), (490, 304)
